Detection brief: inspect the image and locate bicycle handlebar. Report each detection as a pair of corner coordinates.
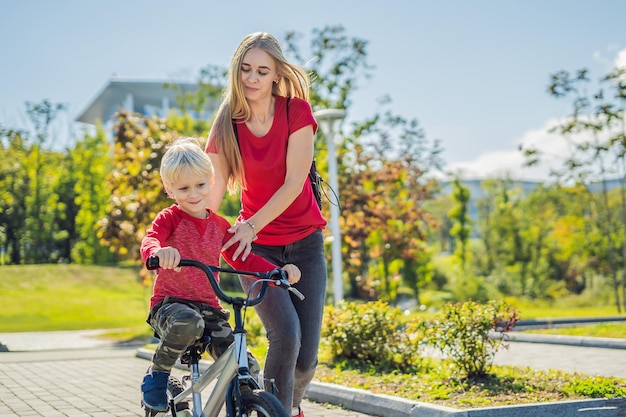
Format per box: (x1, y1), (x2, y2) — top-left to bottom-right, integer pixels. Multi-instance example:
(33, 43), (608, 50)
(146, 256), (305, 305)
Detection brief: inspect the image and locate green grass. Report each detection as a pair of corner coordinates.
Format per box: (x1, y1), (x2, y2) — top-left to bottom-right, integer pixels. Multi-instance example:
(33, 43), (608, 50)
(509, 300), (620, 319)
(526, 322), (626, 338)
(0, 264), (150, 332)
(313, 358), (626, 409)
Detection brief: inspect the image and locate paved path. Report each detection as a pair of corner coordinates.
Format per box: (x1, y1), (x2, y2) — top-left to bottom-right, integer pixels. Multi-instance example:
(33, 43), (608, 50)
(494, 339), (626, 378)
(0, 331), (375, 417)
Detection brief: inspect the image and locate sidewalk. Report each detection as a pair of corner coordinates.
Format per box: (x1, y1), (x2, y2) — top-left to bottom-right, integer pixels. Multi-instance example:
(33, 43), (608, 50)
(0, 331), (375, 417)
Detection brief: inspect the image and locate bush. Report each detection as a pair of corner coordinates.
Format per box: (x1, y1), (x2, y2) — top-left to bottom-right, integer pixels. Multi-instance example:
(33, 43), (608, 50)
(423, 300), (518, 378)
(322, 300), (423, 371)
(564, 376), (626, 398)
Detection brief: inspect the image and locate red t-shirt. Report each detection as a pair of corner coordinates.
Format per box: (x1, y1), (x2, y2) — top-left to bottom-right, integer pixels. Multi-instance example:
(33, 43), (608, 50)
(206, 96), (326, 245)
(141, 204), (278, 310)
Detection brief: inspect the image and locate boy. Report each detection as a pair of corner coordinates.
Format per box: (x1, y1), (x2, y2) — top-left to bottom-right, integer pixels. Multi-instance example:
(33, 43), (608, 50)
(140, 138), (301, 411)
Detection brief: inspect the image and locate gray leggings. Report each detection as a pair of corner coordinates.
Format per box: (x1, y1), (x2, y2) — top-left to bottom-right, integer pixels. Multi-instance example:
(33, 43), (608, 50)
(239, 229), (327, 412)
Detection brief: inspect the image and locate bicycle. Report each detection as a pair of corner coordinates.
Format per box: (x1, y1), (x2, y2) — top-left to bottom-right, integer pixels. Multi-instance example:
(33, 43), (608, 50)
(144, 256), (304, 417)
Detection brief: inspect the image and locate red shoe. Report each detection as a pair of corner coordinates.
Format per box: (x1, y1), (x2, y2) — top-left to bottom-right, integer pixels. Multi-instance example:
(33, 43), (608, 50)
(292, 406), (304, 417)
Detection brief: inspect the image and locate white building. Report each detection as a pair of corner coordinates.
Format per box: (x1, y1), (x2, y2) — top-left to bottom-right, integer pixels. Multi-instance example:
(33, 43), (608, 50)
(76, 76), (218, 128)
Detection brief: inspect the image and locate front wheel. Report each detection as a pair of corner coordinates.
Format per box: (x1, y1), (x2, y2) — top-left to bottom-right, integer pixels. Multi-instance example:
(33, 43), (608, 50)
(237, 389), (289, 417)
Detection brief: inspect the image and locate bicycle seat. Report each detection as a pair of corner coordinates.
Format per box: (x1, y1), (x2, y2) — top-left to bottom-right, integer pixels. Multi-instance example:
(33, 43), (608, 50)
(180, 335), (211, 365)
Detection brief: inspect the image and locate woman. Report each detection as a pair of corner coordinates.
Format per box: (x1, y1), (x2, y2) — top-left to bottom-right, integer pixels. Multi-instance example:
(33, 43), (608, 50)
(205, 32), (327, 417)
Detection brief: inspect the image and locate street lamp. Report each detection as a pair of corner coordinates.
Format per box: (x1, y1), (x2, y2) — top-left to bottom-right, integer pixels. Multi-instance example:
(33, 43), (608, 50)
(313, 108), (346, 306)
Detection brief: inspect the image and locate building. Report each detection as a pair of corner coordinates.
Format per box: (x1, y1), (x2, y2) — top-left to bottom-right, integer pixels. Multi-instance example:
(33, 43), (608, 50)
(76, 76), (218, 128)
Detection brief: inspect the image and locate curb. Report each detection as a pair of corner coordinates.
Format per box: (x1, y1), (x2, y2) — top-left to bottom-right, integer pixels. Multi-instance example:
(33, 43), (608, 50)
(506, 332), (626, 350)
(135, 346), (624, 417)
(306, 382), (625, 417)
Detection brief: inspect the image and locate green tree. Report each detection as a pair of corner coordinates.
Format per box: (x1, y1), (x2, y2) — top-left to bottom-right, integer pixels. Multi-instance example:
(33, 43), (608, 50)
(282, 26), (443, 301)
(0, 128), (30, 264)
(49, 148), (78, 262)
(24, 100), (67, 263)
(448, 178), (472, 271)
(523, 67), (626, 311)
(98, 111), (175, 260)
(338, 112), (442, 302)
(71, 124), (114, 264)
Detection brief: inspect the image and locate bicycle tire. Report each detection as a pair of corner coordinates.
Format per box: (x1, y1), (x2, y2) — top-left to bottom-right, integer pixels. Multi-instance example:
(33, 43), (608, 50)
(235, 389), (289, 417)
(167, 376), (190, 413)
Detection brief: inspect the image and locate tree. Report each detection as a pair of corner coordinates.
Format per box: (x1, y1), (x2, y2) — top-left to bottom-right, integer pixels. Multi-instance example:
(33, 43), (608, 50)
(24, 100), (67, 263)
(0, 128), (30, 264)
(71, 124), (114, 264)
(337, 111), (442, 302)
(523, 67), (626, 311)
(98, 111), (176, 260)
(282, 26), (443, 302)
(448, 178), (472, 271)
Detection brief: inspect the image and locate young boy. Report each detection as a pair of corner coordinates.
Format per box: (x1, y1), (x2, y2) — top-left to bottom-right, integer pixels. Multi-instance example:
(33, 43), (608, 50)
(140, 138), (301, 411)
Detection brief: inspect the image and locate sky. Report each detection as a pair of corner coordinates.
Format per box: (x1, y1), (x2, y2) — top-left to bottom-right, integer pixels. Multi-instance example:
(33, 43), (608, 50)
(1, 1), (625, 181)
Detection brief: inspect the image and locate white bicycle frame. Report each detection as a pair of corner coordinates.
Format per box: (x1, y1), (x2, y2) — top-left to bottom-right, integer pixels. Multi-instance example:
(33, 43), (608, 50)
(158, 331), (252, 417)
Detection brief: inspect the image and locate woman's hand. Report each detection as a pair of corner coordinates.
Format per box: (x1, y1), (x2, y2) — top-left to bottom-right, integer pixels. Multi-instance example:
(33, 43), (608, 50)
(222, 221), (257, 261)
(281, 263), (301, 285)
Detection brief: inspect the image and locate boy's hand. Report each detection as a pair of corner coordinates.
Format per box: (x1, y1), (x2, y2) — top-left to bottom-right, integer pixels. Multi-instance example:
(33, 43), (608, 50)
(281, 263), (301, 285)
(154, 247), (181, 272)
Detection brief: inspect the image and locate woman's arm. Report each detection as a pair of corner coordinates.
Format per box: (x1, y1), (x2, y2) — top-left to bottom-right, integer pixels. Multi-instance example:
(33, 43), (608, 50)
(250, 124), (314, 228)
(207, 152), (228, 213)
(223, 124), (315, 261)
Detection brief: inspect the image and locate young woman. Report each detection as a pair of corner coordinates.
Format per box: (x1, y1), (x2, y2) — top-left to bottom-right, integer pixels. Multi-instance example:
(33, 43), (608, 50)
(205, 32), (327, 417)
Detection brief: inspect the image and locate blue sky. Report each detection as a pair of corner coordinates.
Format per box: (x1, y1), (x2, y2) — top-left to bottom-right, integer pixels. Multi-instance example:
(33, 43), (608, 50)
(1, 1), (625, 180)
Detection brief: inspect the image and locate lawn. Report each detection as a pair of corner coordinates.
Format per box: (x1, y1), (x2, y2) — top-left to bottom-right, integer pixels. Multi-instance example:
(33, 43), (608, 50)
(0, 263), (150, 332)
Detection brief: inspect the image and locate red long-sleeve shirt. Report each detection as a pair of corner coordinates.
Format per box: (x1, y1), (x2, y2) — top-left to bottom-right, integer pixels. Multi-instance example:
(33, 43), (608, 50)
(141, 204), (277, 310)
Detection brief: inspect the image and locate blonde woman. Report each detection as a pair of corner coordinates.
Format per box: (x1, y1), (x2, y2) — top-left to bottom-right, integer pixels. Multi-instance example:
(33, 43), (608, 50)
(205, 32), (327, 417)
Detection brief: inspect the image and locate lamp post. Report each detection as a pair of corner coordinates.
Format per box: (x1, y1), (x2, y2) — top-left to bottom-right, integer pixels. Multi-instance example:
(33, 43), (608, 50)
(313, 108), (346, 306)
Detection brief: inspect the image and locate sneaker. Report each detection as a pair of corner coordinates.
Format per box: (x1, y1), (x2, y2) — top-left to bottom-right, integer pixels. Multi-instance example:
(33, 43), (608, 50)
(292, 406), (304, 417)
(141, 370), (170, 411)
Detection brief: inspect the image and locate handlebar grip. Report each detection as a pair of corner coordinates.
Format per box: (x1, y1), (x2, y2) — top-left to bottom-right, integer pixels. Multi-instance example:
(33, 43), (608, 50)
(147, 256), (160, 270)
(269, 269), (305, 300)
(288, 287), (305, 301)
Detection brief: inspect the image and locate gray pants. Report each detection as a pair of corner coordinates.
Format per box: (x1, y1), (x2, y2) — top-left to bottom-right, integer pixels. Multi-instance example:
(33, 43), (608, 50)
(240, 230), (327, 412)
(148, 299), (260, 378)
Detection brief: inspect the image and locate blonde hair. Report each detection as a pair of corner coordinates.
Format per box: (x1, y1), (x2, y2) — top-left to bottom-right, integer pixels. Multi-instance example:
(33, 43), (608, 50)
(209, 32), (311, 192)
(160, 137), (213, 188)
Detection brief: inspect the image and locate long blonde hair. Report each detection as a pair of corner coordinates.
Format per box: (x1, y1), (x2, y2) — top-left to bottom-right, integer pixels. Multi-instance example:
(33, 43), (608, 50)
(209, 32), (311, 192)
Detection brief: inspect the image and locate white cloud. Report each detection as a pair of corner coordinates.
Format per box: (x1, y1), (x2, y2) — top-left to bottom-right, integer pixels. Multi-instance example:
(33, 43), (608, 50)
(615, 48), (626, 70)
(445, 118), (604, 182)
(592, 45), (625, 72)
(446, 119), (564, 181)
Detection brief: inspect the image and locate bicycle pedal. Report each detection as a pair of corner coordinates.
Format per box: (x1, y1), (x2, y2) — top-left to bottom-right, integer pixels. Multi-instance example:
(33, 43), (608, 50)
(173, 400), (190, 412)
(143, 405), (166, 417)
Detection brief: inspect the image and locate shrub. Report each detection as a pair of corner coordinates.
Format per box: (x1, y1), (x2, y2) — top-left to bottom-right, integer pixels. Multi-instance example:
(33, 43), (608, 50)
(423, 300), (518, 378)
(322, 300), (423, 371)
